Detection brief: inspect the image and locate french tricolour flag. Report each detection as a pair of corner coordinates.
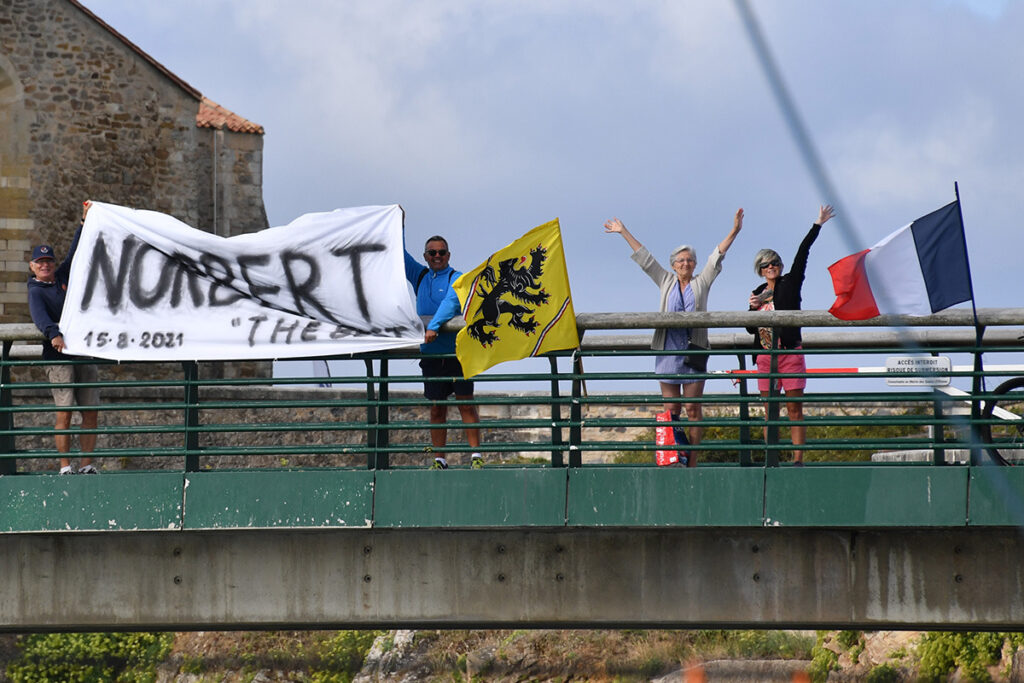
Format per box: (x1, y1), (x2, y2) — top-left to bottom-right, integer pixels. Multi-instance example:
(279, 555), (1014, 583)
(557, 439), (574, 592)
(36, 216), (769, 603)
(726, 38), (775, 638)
(828, 201), (974, 320)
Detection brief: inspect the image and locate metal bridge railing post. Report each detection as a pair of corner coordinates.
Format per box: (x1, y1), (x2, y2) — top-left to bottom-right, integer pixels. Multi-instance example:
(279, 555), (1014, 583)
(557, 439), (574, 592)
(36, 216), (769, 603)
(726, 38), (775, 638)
(930, 388), (947, 466)
(969, 326), (986, 466)
(364, 358), (380, 470)
(182, 361), (200, 472)
(375, 357), (390, 470)
(735, 352), (752, 466)
(548, 355), (565, 467)
(764, 334), (780, 467)
(927, 350), (947, 466)
(0, 341), (15, 474)
(569, 353), (583, 467)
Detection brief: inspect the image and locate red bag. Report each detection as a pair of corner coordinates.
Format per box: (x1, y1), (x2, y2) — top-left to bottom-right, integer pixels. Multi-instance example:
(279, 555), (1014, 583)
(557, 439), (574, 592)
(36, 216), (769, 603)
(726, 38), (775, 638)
(655, 410), (681, 467)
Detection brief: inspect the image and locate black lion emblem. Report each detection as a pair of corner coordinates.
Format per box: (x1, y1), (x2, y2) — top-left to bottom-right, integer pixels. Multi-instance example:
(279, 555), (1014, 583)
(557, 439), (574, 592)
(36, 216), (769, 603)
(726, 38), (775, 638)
(466, 244), (551, 346)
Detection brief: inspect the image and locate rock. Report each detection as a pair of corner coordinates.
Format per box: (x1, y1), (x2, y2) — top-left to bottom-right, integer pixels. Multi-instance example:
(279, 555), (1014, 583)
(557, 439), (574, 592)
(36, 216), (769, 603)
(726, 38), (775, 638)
(653, 659), (813, 682)
(354, 629), (421, 682)
(1013, 649), (1024, 682)
(466, 646), (496, 676)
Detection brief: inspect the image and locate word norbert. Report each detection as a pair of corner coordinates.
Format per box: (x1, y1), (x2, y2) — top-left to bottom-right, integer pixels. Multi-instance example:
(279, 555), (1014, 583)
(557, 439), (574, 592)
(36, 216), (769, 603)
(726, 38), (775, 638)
(79, 235), (387, 324)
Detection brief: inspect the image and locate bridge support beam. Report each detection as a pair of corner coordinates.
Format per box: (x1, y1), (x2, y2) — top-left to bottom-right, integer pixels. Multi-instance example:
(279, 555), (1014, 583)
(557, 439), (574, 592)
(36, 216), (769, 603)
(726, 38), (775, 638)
(2, 527), (1021, 631)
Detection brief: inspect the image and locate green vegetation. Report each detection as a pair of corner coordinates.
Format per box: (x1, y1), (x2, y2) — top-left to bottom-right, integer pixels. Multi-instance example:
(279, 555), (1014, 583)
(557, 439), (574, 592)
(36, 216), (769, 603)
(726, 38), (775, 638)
(836, 629), (865, 664)
(421, 628), (815, 681)
(808, 631), (840, 683)
(503, 454), (550, 464)
(613, 405), (931, 464)
(916, 631), (1024, 682)
(807, 405), (931, 462)
(866, 662), (901, 683)
(309, 630), (382, 683)
(613, 433), (655, 464)
(7, 628), (1022, 680)
(5, 632), (173, 683)
(3, 630), (381, 683)
(690, 630), (813, 660)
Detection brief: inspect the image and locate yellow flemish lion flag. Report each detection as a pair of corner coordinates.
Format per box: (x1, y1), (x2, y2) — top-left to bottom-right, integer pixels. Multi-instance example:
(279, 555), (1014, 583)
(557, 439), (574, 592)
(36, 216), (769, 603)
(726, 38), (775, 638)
(453, 219), (579, 378)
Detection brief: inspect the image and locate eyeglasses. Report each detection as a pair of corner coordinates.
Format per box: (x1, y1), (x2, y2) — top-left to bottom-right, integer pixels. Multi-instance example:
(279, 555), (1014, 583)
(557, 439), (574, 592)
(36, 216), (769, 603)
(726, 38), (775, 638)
(759, 259), (782, 270)
(425, 249), (448, 257)
(673, 257), (696, 264)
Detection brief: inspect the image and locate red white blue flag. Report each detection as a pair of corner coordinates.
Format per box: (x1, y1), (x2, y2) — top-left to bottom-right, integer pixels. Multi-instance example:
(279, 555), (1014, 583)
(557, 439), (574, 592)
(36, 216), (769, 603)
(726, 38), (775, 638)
(828, 201), (973, 320)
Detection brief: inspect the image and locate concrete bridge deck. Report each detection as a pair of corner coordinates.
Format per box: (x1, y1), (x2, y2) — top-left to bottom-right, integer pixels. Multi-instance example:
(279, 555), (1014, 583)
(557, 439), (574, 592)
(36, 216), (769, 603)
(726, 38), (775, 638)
(2, 465), (1024, 631)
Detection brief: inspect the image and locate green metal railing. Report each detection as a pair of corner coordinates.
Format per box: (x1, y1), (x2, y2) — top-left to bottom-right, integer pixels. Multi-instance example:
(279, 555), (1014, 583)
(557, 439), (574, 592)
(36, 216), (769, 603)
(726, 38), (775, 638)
(1, 309), (1023, 473)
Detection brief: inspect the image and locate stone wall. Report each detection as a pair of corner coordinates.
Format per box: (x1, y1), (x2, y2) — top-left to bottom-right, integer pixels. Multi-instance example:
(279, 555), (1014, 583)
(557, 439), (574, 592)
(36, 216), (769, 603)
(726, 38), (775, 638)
(206, 127), (267, 237)
(0, 0), (268, 322)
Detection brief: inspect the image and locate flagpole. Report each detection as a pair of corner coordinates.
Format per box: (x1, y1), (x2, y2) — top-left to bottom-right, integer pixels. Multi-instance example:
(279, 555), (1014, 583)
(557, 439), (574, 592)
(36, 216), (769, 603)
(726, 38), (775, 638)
(953, 182), (980, 327)
(954, 182), (994, 464)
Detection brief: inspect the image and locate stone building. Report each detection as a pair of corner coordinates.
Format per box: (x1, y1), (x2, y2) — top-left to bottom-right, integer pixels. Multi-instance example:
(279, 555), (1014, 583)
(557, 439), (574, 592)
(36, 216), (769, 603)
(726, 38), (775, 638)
(0, 0), (268, 322)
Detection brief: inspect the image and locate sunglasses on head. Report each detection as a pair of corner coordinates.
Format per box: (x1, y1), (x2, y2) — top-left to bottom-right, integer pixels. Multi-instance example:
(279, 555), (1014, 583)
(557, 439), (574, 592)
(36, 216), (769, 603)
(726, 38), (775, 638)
(425, 249), (448, 257)
(759, 259), (782, 270)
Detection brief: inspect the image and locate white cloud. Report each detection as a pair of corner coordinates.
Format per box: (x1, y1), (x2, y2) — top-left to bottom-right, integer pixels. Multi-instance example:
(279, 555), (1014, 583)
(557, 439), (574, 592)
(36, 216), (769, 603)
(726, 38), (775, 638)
(83, 0), (1024, 314)
(231, 2), (593, 193)
(831, 95), (1024, 211)
(945, 0), (1010, 21)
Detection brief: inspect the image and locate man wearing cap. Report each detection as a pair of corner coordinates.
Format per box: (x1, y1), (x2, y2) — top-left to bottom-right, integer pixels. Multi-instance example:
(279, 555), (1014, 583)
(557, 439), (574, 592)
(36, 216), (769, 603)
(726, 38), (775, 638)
(27, 201), (99, 474)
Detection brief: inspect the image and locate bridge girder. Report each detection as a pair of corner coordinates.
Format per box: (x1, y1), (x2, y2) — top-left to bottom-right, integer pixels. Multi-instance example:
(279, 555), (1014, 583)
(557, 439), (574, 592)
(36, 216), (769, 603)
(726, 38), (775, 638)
(2, 527), (1020, 631)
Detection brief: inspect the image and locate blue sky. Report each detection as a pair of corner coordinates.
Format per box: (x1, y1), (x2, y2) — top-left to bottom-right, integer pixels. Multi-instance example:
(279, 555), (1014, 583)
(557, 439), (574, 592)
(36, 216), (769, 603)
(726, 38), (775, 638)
(83, 0), (1023, 387)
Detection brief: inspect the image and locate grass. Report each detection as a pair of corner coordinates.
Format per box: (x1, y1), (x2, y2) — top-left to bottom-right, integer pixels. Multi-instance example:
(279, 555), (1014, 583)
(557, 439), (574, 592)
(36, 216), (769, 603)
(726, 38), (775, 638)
(613, 404), (932, 464)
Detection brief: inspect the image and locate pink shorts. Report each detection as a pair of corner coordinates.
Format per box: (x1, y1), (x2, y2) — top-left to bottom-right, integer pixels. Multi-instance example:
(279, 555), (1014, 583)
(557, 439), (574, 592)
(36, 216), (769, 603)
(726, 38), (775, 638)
(756, 350), (807, 393)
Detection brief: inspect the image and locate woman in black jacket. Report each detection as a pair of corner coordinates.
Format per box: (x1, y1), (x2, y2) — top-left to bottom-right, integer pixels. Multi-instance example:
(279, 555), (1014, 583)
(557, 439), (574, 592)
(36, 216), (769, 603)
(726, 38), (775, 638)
(747, 204), (834, 465)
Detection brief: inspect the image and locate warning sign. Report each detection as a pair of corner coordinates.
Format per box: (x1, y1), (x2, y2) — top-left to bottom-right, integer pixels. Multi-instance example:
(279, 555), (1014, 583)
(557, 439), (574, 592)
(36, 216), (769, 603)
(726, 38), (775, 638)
(885, 356), (952, 386)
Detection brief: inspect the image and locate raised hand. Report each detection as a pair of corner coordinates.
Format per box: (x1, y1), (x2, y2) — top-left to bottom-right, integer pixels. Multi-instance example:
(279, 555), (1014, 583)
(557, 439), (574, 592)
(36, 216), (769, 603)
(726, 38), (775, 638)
(603, 217), (642, 252)
(603, 217), (626, 234)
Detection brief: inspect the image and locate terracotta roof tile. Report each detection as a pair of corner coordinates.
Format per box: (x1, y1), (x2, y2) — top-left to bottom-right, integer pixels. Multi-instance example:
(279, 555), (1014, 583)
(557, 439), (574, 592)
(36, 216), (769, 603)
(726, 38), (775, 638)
(197, 97), (265, 135)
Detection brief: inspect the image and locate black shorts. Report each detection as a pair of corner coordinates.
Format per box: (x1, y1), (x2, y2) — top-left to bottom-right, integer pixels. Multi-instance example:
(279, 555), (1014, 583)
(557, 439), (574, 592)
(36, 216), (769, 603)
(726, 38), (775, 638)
(420, 356), (474, 400)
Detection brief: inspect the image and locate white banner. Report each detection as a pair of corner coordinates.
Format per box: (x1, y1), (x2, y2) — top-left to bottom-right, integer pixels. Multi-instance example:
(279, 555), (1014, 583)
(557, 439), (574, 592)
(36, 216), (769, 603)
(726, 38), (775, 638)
(60, 202), (423, 360)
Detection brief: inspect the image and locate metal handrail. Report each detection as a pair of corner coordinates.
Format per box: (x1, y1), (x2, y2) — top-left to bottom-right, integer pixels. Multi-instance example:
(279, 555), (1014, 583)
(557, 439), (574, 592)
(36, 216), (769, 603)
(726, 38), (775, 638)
(1, 310), (1022, 472)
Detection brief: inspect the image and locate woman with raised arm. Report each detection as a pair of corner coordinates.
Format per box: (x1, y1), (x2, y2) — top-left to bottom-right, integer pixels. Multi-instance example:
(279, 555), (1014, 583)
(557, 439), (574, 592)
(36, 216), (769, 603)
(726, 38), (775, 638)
(603, 209), (743, 466)
(747, 204), (835, 466)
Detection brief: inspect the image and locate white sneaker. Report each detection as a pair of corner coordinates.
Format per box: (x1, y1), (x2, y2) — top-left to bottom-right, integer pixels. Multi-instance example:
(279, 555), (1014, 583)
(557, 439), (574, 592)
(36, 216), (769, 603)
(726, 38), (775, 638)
(78, 465), (98, 474)
(59, 465), (74, 475)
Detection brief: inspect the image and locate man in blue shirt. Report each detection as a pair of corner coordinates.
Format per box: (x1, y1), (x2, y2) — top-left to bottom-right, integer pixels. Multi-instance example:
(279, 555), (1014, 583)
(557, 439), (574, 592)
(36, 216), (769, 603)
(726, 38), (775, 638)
(27, 200), (100, 474)
(405, 234), (482, 469)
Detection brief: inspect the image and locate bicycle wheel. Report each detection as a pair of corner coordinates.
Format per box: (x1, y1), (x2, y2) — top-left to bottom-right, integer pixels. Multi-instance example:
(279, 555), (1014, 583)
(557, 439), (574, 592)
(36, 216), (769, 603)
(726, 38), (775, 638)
(980, 376), (1024, 465)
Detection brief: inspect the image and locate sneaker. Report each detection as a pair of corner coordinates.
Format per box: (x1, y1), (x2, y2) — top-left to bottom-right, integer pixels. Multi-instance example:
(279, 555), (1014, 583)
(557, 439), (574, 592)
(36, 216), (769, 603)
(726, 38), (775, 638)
(59, 465), (74, 475)
(471, 453), (484, 469)
(430, 457), (449, 470)
(78, 465), (98, 474)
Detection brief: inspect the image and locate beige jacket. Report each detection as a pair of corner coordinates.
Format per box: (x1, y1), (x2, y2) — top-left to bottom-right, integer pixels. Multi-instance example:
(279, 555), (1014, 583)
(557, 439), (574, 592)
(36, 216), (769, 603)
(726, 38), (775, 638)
(630, 245), (725, 350)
